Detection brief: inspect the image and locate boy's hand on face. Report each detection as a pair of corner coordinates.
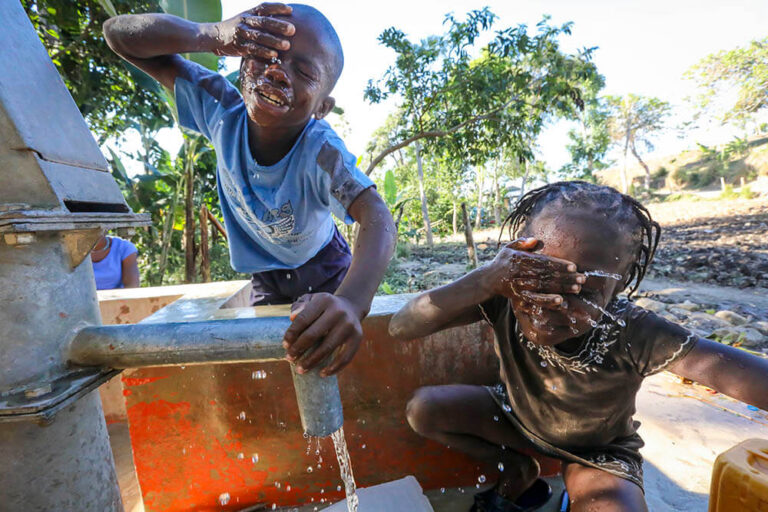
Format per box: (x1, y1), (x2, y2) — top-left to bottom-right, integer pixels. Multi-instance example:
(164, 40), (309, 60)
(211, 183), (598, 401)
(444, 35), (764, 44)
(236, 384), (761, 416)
(213, 3), (295, 59)
(282, 293), (364, 377)
(483, 238), (585, 310)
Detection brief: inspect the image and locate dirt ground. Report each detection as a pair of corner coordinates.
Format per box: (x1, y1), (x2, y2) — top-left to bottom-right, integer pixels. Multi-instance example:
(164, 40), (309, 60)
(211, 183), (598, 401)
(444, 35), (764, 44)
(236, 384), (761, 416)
(385, 197), (768, 293)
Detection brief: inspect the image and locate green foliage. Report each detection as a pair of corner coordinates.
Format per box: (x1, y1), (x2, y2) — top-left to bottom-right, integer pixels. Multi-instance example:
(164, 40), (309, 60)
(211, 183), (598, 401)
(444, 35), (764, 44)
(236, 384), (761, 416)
(686, 37), (768, 125)
(719, 184), (757, 200)
(159, 0), (221, 70)
(364, 11), (596, 172)
(21, 0), (171, 143)
(561, 72), (611, 180)
(365, 9), (597, 243)
(606, 94), (671, 152)
(672, 136), (752, 188)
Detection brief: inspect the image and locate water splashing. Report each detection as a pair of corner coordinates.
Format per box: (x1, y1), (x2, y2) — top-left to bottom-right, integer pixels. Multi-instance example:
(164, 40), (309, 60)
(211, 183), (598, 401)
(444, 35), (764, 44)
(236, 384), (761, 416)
(583, 270), (623, 281)
(581, 298), (626, 327)
(331, 426), (359, 512)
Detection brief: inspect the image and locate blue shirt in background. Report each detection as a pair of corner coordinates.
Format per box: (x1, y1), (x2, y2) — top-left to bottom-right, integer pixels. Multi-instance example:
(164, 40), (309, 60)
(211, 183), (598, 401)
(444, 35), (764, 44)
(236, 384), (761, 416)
(92, 237), (138, 290)
(174, 61), (374, 273)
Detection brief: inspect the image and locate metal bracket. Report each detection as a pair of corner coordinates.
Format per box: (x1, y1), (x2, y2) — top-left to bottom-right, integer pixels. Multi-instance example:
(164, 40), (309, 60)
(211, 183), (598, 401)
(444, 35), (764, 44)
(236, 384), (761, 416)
(0, 367), (120, 425)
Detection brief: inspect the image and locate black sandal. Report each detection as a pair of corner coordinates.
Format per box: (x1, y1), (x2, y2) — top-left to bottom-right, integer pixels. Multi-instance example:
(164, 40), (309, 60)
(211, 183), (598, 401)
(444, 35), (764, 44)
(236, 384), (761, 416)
(469, 478), (552, 512)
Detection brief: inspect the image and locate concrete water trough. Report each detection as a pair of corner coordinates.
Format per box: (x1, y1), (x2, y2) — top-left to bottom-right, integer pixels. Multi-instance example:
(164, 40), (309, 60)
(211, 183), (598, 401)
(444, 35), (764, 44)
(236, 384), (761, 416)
(98, 281), (768, 512)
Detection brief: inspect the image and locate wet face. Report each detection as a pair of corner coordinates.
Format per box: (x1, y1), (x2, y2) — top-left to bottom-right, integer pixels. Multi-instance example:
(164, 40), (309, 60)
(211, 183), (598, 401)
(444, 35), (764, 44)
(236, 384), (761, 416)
(511, 205), (637, 347)
(239, 9), (337, 130)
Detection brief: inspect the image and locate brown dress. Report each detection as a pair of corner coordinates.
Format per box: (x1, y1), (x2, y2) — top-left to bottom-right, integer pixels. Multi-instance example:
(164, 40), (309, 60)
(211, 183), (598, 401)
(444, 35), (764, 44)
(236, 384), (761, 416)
(479, 297), (698, 489)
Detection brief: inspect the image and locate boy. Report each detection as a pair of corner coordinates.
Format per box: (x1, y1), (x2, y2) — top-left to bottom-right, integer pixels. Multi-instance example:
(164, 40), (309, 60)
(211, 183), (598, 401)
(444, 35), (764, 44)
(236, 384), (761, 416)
(104, 3), (395, 376)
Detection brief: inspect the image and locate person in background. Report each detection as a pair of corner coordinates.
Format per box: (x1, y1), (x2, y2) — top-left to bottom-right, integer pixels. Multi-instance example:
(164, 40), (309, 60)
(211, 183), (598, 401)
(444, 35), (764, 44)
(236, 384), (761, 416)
(91, 234), (140, 290)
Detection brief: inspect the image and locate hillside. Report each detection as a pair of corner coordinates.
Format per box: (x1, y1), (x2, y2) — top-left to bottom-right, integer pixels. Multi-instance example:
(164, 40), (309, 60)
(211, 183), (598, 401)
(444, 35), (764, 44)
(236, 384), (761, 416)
(595, 135), (768, 193)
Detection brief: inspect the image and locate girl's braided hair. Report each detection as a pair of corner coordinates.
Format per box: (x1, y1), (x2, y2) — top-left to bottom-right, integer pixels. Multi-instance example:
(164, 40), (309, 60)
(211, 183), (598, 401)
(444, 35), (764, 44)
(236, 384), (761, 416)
(498, 181), (661, 298)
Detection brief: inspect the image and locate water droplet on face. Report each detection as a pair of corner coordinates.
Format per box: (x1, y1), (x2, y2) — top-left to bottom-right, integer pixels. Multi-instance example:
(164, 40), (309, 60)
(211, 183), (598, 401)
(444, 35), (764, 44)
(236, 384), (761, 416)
(286, 485), (291, 491)
(307, 466), (313, 473)
(275, 482), (281, 489)
(218, 492), (230, 505)
(498, 462), (505, 472)
(361, 444), (366, 449)
(337, 485), (342, 491)
(237, 411), (246, 421)
(237, 453), (244, 460)
(251, 453), (259, 464)
(478, 475), (486, 483)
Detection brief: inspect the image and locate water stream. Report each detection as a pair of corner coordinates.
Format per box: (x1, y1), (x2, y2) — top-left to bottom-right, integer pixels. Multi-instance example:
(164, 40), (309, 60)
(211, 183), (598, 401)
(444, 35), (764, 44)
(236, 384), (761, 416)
(582, 270), (623, 281)
(330, 426), (360, 512)
(580, 297), (626, 327)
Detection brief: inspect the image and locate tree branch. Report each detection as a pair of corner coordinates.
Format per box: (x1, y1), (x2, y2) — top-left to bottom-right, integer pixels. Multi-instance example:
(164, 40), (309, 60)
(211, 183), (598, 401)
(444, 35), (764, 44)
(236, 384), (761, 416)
(365, 96), (524, 175)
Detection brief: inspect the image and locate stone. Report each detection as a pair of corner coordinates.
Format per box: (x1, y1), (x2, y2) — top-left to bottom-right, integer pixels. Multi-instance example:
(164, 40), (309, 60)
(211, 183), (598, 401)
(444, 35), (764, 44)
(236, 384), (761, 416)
(735, 328), (766, 348)
(324, 476), (434, 512)
(754, 321), (768, 336)
(661, 313), (681, 324)
(714, 310), (749, 326)
(668, 307), (693, 319)
(684, 312), (732, 336)
(635, 297), (667, 313)
(713, 327), (766, 348)
(675, 301), (700, 312)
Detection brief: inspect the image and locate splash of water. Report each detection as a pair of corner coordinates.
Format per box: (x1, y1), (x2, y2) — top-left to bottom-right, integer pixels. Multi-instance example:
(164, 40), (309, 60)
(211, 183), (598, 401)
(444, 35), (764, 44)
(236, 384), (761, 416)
(581, 298), (626, 327)
(583, 270), (623, 281)
(330, 426), (360, 512)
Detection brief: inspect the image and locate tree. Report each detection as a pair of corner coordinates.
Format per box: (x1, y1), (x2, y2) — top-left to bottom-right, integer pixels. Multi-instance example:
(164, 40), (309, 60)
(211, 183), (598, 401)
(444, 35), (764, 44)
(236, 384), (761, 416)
(605, 95), (670, 192)
(21, 0), (170, 143)
(561, 71), (611, 181)
(686, 37), (768, 127)
(365, 10), (596, 245)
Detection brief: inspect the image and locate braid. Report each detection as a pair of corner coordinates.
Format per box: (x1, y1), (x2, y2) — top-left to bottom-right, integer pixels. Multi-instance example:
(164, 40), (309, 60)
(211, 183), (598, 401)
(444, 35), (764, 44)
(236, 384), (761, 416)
(498, 181), (661, 298)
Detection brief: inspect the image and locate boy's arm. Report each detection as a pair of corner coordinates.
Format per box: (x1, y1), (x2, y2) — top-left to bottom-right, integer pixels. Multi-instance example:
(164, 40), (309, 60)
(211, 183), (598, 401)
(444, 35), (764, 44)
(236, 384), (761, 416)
(669, 337), (768, 411)
(103, 3), (295, 90)
(389, 238), (583, 340)
(283, 188), (396, 376)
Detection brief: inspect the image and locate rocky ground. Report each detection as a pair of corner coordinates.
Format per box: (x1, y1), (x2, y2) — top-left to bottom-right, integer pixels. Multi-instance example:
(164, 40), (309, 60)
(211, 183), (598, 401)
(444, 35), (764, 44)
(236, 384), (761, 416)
(381, 197), (768, 351)
(647, 199), (768, 288)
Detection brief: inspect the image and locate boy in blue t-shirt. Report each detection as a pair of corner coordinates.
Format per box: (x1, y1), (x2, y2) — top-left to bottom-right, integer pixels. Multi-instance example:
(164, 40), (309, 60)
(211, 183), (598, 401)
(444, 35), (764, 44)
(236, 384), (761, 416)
(104, 3), (396, 376)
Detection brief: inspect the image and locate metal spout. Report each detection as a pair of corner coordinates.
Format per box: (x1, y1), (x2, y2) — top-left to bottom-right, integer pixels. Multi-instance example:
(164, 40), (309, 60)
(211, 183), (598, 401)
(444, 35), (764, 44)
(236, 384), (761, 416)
(69, 317), (344, 437)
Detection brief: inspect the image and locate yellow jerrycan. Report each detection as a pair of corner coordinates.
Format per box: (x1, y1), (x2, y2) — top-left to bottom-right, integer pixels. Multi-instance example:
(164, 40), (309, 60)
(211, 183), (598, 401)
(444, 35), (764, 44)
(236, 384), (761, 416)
(709, 438), (768, 511)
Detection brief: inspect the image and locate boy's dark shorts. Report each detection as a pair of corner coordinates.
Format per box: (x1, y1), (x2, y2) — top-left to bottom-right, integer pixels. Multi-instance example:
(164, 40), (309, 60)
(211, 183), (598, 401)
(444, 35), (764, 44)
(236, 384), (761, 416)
(250, 227), (351, 306)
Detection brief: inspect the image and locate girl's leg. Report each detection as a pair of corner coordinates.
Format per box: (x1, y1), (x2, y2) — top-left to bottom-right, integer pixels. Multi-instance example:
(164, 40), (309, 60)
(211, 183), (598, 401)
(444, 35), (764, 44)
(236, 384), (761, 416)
(562, 462), (647, 512)
(406, 384), (540, 500)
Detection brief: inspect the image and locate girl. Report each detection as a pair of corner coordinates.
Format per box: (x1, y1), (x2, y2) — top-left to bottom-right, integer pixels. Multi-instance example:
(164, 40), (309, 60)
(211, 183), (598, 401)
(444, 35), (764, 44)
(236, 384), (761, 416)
(389, 181), (768, 512)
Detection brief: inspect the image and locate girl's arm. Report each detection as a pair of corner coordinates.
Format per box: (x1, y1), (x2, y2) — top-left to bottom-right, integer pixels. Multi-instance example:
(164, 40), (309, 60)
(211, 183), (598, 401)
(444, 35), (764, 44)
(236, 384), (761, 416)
(388, 267), (494, 340)
(670, 337), (768, 411)
(389, 238), (583, 340)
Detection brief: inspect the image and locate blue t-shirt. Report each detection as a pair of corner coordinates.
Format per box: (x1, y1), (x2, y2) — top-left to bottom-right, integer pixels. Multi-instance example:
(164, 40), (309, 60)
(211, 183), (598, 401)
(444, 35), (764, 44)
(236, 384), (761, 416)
(92, 237), (138, 290)
(174, 61), (375, 273)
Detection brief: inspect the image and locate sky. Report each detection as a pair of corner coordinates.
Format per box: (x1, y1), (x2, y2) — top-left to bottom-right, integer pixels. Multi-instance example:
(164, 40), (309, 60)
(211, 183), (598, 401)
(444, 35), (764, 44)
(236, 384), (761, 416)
(129, 0), (768, 177)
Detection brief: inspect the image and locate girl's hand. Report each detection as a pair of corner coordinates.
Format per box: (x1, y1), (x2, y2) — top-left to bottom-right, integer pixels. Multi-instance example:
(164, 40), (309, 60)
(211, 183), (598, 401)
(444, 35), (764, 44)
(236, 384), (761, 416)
(212, 3), (295, 59)
(482, 238), (585, 309)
